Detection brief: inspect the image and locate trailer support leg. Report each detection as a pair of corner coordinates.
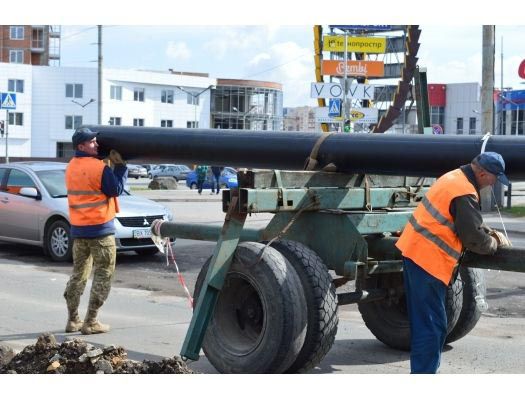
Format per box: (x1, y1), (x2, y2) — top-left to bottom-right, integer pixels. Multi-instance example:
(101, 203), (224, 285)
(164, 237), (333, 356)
(180, 195), (247, 361)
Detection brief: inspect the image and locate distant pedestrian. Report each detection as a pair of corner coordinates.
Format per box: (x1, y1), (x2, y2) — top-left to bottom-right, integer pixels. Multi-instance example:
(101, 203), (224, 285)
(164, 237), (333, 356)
(211, 166), (223, 194)
(196, 165), (208, 195)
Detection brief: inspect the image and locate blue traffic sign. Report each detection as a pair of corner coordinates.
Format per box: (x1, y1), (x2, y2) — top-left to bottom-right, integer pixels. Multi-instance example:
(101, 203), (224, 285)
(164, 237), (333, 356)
(1, 92), (17, 110)
(328, 98), (342, 118)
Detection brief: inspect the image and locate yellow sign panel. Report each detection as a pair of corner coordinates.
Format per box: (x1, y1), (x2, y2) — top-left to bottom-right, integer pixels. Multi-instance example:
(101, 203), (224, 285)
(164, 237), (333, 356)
(323, 36), (387, 53)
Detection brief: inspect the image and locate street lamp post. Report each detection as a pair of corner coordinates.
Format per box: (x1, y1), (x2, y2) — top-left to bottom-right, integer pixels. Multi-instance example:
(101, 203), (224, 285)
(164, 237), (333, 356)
(175, 85), (214, 128)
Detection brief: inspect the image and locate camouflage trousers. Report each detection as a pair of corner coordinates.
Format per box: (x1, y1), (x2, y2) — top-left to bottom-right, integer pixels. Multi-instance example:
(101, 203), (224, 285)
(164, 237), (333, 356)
(64, 235), (116, 315)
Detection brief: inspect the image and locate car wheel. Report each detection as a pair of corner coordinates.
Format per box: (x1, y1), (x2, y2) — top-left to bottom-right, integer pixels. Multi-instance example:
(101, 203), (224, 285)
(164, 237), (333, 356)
(190, 182), (197, 189)
(45, 219), (72, 262)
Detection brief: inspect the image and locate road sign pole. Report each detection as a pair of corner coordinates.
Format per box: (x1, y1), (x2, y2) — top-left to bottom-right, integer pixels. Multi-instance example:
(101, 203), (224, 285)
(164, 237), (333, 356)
(343, 31), (348, 132)
(5, 109), (8, 163)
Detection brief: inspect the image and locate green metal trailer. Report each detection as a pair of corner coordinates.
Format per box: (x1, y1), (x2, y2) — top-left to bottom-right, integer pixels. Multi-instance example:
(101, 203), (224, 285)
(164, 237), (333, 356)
(154, 169), (524, 373)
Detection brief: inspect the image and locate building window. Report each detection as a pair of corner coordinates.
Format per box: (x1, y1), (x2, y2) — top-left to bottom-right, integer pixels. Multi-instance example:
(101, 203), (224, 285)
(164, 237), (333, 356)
(109, 117), (122, 126)
(65, 83), (83, 99)
(430, 106), (445, 126)
(110, 85), (122, 100)
(161, 90), (174, 104)
(134, 88), (145, 102)
(65, 115), (83, 130)
(57, 142), (75, 158)
(469, 117), (477, 135)
(456, 118), (463, 135)
(133, 118), (144, 127)
(7, 79), (24, 93)
(10, 26), (24, 40)
(161, 120), (173, 128)
(8, 112), (24, 126)
(187, 121), (198, 128)
(187, 93), (199, 105)
(9, 50), (23, 64)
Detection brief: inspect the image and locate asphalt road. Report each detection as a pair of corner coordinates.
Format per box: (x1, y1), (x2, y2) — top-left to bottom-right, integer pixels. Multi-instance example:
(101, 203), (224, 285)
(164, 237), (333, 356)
(1, 181), (525, 374)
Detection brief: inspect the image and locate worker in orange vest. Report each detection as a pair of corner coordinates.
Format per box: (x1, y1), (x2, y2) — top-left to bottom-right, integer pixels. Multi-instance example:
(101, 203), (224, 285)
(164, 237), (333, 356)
(396, 152), (511, 373)
(64, 127), (128, 335)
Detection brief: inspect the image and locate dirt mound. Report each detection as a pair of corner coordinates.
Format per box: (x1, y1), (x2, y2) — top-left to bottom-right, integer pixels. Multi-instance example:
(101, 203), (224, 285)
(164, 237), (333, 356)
(0, 333), (193, 374)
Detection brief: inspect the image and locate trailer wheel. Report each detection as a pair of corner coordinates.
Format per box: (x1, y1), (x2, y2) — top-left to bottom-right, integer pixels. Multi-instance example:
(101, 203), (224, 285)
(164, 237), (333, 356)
(358, 272), (463, 351)
(270, 240), (338, 373)
(194, 242), (307, 373)
(445, 267), (487, 344)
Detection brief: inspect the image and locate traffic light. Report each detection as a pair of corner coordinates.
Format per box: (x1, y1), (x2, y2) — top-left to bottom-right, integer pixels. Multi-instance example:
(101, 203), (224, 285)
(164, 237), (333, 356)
(344, 120), (351, 133)
(0, 120), (4, 137)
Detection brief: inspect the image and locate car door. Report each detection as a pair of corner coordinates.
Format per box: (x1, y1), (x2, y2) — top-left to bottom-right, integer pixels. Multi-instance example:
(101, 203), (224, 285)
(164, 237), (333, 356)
(0, 168), (44, 241)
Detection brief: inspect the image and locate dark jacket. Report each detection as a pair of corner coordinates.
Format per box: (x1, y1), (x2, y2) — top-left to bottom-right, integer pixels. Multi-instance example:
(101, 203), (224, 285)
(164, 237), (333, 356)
(449, 164), (497, 255)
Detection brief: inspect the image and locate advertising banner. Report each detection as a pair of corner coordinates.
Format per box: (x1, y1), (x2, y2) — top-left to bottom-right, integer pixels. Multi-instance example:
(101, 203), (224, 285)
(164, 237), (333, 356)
(323, 36), (387, 53)
(315, 107), (378, 123)
(322, 60), (384, 77)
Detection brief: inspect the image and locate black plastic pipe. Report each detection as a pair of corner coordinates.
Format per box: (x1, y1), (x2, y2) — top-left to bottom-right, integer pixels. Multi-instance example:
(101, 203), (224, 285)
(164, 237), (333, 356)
(87, 125), (525, 179)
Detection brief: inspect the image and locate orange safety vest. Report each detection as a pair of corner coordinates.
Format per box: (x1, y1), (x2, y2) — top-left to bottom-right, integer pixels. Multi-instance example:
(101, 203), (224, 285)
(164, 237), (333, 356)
(65, 157), (119, 226)
(395, 169), (478, 285)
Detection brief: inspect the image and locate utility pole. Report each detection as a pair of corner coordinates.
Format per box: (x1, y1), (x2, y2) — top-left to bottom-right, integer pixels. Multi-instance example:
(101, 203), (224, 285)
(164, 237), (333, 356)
(98, 25), (103, 125)
(481, 25), (501, 210)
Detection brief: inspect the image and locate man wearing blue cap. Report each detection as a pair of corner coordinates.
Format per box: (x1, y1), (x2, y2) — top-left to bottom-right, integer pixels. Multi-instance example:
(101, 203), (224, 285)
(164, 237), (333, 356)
(63, 127), (128, 335)
(396, 151), (511, 374)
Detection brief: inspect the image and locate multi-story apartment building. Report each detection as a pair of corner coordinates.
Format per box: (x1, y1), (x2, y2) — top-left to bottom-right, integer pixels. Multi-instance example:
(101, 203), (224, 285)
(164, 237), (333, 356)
(0, 25), (61, 66)
(0, 63), (284, 158)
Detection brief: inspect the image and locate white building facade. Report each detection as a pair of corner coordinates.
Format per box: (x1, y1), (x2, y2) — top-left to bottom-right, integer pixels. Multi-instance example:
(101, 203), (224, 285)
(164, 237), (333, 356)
(0, 62), (216, 158)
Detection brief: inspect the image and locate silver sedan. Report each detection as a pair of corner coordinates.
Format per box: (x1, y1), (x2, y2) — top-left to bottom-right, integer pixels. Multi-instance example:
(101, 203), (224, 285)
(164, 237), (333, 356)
(0, 162), (173, 262)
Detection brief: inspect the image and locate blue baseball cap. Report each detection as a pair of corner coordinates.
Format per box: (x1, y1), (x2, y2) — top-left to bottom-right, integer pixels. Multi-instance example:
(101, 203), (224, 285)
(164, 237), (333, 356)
(475, 152), (510, 186)
(72, 127), (97, 148)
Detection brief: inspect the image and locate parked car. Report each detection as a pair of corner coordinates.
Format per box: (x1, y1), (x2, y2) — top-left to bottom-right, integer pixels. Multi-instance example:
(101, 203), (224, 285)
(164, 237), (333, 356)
(150, 164), (191, 181)
(127, 164), (148, 179)
(147, 164), (174, 179)
(141, 164), (158, 174)
(185, 167), (238, 190)
(0, 162), (173, 262)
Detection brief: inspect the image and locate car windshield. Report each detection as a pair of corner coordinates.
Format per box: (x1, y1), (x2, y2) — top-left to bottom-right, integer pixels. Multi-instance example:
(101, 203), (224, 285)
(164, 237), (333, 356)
(35, 169), (68, 198)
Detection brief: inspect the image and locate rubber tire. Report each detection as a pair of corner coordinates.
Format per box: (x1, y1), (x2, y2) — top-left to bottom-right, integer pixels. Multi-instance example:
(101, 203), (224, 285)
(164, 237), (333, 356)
(445, 267), (486, 344)
(134, 247), (160, 256)
(194, 242), (307, 373)
(45, 219), (73, 262)
(270, 240), (338, 373)
(358, 271), (463, 351)
(190, 182), (197, 189)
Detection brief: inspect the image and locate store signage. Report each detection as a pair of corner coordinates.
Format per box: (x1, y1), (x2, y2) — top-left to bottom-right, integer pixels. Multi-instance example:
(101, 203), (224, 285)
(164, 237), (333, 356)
(310, 83), (375, 100)
(322, 60), (384, 77)
(329, 25), (392, 32)
(519, 59), (525, 79)
(323, 36), (386, 53)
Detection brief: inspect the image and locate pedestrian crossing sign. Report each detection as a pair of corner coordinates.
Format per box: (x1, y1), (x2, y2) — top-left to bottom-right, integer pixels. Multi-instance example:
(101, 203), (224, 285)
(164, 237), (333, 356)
(1, 92), (17, 110)
(328, 98), (341, 117)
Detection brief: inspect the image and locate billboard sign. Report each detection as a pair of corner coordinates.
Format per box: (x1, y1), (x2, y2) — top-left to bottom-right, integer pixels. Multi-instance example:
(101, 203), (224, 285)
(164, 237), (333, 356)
(322, 60), (384, 77)
(310, 83), (374, 100)
(315, 107), (378, 124)
(329, 25), (392, 32)
(323, 36), (386, 53)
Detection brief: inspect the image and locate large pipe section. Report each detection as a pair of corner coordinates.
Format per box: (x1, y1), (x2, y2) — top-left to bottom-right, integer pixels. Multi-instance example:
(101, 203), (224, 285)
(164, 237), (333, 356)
(88, 125), (525, 179)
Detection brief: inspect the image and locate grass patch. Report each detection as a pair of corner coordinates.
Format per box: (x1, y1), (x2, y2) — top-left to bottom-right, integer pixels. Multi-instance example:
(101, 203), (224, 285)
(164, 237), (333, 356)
(503, 206), (525, 218)
(129, 186), (149, 191)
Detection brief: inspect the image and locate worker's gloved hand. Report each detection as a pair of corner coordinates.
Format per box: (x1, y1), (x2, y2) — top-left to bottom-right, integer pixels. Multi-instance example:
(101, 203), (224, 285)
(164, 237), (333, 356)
(489, 230), (512, 247)
(109, 149), (126, 166)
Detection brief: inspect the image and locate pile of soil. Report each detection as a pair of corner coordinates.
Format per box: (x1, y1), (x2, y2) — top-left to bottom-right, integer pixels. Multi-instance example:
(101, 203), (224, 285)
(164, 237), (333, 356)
(0, 333), (193, 374)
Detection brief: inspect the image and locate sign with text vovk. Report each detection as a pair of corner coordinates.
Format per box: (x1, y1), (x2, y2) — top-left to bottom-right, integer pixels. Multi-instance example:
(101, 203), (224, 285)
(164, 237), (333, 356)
(310, 83), (374, 100)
